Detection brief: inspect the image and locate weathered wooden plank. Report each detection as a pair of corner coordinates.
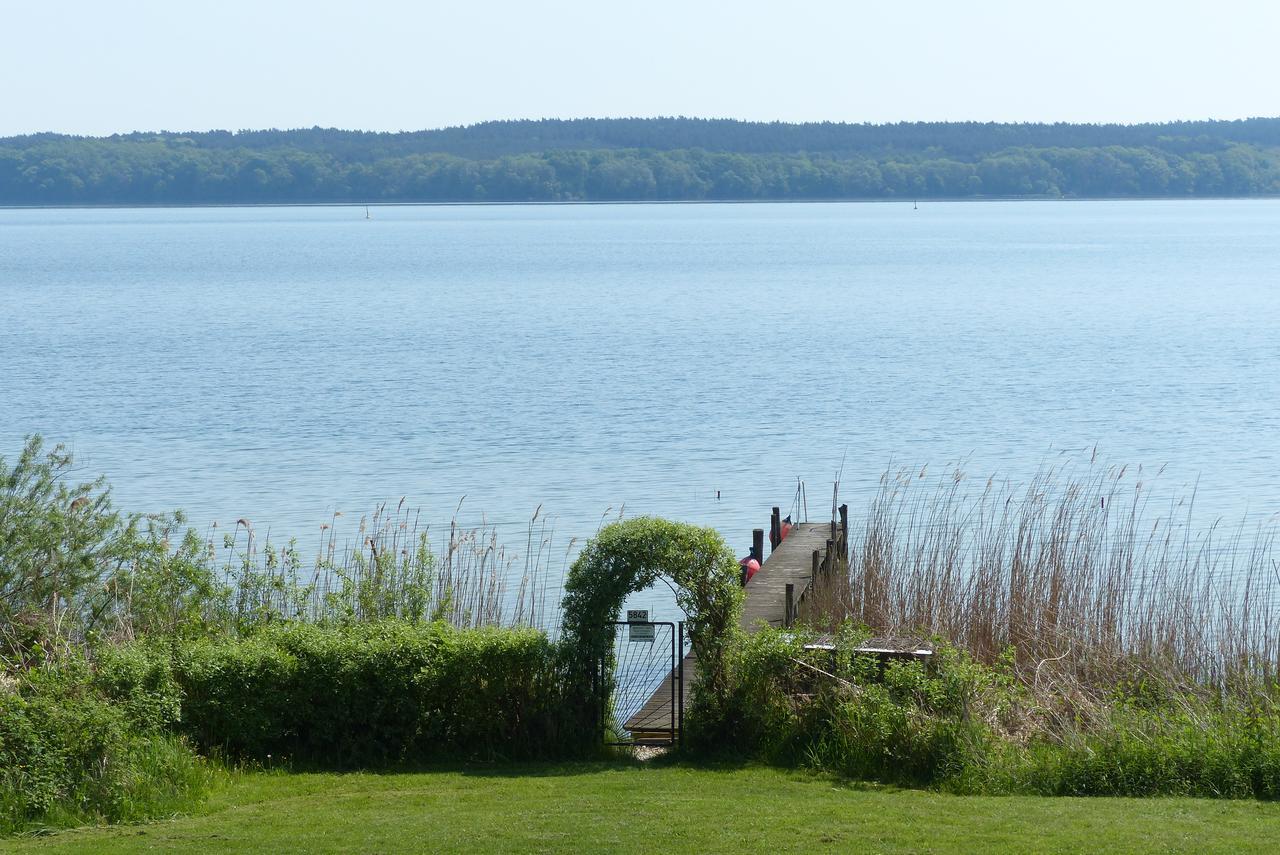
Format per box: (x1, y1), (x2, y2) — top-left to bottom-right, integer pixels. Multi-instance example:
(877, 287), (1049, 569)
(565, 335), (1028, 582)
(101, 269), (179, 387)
(740, 522), (831, 631)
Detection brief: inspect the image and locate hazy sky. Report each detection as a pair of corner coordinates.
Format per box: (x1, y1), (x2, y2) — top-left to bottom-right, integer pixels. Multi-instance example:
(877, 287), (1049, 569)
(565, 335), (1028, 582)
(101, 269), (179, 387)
(3, 0), (1276, 136)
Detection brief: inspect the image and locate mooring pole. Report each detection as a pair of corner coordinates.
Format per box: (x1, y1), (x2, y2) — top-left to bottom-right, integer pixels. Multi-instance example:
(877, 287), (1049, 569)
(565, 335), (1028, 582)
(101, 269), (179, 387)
(812, 549), (820, 587)
(770, 507), (781, 551)
(839, 504), (849, 558)
(744, 528), (764, 587)
(785, 583), (794, 628)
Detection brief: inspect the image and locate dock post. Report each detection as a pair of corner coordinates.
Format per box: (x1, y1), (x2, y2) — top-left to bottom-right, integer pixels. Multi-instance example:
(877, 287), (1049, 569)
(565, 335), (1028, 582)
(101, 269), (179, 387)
(770, 507), (781, 551)
(825, 540), (835, 575)
(752, 528), (765, 565)
(740, 566), (748, 588)
(784, 584), (794, 628)
(839, 504), (849, 558)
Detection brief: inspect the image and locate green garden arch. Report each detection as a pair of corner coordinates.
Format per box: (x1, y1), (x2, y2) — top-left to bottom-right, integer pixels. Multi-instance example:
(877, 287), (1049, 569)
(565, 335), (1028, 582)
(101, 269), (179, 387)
(560, 517), (743, 712)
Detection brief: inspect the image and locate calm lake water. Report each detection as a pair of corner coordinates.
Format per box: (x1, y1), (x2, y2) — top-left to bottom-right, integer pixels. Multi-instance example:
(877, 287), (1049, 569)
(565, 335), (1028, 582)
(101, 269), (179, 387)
(3, 200), (1279, 615)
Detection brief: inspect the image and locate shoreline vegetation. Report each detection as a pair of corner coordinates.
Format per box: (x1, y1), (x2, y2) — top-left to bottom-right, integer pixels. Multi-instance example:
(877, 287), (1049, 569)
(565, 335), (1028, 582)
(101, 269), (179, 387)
(4, 435), (1280, 836)
(4, 117), (1280, 206)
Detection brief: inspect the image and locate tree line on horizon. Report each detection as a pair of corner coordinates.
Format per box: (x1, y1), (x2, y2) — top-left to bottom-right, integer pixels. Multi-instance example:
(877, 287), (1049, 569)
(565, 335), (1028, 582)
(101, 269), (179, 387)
(2, 117), (1279, 204)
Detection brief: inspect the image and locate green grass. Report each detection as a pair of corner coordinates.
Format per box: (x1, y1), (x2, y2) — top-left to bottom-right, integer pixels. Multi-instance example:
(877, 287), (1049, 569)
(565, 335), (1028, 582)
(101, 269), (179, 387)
(4, 763), (1279, 854)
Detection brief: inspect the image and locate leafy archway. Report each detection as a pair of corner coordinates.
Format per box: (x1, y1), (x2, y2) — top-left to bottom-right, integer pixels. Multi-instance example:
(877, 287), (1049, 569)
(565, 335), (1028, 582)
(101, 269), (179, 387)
(560, 517), (743, 715)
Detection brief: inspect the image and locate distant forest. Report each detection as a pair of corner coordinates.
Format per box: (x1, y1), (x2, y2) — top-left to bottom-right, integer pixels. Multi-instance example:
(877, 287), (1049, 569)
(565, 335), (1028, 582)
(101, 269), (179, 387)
(3, 117), (1280, 205)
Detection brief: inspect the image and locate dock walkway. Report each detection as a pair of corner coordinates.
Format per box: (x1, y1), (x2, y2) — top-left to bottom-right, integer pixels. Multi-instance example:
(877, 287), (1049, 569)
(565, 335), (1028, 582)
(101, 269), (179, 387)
(623, 519), (844, 739)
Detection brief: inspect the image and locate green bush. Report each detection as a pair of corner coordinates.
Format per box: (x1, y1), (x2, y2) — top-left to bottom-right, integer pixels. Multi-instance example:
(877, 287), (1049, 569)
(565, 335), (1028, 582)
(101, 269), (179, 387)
(683, 627), (810, 755)
(701, 625), (1280, 798)
(697, 628), (990, 785)
(0, 657), (211, 834)
(171, 621), (580, 765)
(992, 704), (1280, 798)
(89, 644), (184, 733)
(171, 633), (299, 760)
(0, 436), (225, 649)
(1, 618), (588, 836)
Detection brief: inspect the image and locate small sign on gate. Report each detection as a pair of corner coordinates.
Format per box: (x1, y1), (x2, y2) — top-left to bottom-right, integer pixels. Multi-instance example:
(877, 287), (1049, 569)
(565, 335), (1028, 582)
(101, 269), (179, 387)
(626, 609), (654, 642)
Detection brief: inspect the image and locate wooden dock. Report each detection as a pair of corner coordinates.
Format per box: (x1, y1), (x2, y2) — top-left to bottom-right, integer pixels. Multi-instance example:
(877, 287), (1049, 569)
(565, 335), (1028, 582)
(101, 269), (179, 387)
(623, 512), (847, 740)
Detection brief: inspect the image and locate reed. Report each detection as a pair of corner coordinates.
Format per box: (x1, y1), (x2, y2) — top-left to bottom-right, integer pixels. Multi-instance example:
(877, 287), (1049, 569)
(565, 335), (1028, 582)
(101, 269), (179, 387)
(802, 460), (1280, 700)
(210, 502), (570, 632)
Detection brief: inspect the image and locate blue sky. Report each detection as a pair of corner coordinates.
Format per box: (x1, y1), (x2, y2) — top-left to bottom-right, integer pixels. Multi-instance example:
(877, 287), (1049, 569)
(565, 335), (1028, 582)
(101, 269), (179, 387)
(3, 0), (1276, 135)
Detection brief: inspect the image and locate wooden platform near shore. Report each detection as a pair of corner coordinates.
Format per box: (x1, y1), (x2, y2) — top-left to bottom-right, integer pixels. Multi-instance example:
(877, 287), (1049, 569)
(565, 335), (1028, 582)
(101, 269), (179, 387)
(623, 519), (844, 739)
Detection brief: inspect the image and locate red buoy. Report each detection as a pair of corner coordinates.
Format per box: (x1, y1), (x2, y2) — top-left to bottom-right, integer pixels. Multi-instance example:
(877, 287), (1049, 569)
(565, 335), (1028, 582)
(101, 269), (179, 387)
(739, 556), (761, 582)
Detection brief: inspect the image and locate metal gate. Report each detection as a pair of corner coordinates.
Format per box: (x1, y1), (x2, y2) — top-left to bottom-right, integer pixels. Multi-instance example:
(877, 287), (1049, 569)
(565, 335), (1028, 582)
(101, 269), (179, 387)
(598, 619), (685, 746)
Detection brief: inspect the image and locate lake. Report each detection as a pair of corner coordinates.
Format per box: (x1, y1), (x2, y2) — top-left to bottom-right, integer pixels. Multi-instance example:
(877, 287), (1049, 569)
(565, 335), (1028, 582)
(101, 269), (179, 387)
(3, 200), (1279, 616)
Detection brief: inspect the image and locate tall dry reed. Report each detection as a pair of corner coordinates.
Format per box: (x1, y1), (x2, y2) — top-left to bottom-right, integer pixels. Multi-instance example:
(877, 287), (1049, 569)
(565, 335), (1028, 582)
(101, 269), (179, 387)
(804, 460), (1280, 696)
(209, 501), (571, 631)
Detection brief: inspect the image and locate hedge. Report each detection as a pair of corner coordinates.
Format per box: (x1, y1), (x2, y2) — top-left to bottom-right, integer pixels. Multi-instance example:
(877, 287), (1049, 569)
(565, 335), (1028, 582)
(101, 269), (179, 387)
(171, 621), (581, 765)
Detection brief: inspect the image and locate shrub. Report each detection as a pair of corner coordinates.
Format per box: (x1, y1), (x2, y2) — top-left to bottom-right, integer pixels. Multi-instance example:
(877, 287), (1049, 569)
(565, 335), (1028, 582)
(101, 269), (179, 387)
(684, 626), (811, 756)
(0, 656), (211, 834)
(698, 627), (992, 784)
(89, 644), (183, 733)
(704, 625), (1280, 798)
(171, 620), (580, 765)
(171, 634), (299, 760)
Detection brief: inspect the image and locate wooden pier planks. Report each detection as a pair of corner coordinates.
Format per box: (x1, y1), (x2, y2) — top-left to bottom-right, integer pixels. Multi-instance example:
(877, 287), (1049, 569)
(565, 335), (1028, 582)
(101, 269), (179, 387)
(739, 522), (833, 632)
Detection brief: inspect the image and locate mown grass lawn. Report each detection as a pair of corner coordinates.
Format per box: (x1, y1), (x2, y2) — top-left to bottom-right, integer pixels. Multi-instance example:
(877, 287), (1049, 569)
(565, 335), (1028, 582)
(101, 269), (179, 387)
(5, 762), (1279, 854)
